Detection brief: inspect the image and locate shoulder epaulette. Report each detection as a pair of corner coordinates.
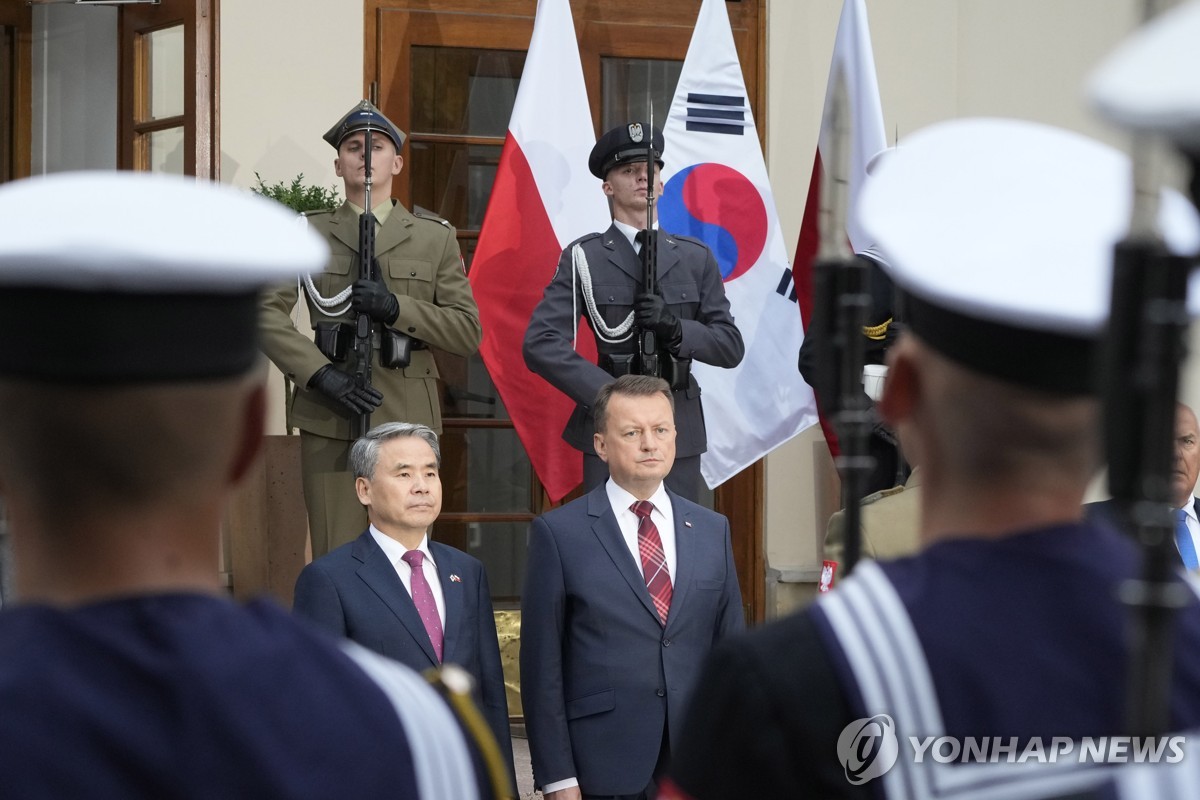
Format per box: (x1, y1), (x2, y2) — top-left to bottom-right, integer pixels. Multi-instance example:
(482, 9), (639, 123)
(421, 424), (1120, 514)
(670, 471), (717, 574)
(569, 231), (604, 248)
(301, 208), (335, 219)
(860, 483), (907, 506)
(412, 207), (453, 228)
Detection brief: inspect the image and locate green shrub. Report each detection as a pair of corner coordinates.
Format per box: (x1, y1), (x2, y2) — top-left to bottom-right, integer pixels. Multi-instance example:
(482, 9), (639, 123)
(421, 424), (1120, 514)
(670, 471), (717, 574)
(251, 172), (341, 213)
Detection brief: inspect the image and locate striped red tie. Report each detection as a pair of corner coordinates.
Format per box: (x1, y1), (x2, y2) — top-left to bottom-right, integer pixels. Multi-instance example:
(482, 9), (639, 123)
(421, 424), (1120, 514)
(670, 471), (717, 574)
(631, 500), (673, 625)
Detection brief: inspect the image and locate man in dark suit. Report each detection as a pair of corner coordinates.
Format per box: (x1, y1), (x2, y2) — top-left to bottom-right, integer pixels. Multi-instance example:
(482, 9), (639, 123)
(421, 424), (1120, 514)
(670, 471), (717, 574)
(520, 374), (745, 800)
(523, 122), (744, 501)
(1087, 403), (1200, 572)
(293, 422), (514, 785)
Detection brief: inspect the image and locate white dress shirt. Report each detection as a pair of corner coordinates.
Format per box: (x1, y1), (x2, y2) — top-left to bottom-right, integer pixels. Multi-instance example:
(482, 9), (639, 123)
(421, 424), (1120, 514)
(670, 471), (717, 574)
(368, 526), (446, 628)
(606, 479), (677, 582)
(612, 218), (658, 255)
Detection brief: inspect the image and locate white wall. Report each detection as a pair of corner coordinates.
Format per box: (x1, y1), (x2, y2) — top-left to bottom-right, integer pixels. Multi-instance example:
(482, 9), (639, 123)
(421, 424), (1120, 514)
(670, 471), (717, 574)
(220, 0), (363, 433)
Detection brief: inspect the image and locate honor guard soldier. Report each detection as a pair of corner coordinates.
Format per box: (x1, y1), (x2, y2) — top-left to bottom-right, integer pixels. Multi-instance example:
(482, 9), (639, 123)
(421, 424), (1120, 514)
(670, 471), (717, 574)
(660, 119), (1200, 800)
(523, 122), (744, 501)
(260, 101), (482, 557)
(0, 171), (485, 799)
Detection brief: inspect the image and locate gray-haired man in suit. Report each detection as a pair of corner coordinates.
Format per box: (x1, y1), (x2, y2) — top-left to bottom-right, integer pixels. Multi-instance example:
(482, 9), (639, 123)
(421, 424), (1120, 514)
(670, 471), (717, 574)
(293, 422), (514, 785)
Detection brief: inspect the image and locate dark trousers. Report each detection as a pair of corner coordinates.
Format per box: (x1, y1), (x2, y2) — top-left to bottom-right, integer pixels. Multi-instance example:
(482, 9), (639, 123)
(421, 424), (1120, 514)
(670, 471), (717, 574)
(583, 452), (701, 502)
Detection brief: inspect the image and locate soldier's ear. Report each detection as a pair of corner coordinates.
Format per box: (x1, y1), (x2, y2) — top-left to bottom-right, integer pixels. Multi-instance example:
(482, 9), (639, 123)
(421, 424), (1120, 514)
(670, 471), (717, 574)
(601, 180), (615, 197)
(878, 339), (917, 429)
(391, 155), (404, 176)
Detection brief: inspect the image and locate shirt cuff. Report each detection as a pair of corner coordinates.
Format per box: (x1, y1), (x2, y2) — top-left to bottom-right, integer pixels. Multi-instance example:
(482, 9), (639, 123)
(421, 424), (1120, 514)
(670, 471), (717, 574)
(542, 777), (580, 794)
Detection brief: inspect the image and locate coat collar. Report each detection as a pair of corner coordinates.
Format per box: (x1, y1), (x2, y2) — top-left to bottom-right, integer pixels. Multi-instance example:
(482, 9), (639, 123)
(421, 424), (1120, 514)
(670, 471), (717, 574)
(586, 483), (695, 630)
(600, 222), (682, 286)
(351, 529), (452, 666)
(329, 199), (415, 258)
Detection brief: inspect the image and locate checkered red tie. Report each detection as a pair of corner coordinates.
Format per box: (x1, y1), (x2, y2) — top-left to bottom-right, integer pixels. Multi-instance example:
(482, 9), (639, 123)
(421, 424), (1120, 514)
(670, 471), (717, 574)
(631, 500), (673, 625)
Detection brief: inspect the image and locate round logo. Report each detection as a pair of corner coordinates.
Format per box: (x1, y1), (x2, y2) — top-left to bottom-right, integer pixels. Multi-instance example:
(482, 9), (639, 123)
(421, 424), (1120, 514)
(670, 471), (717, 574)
(837, 714), (899, 785)
(659, 163), (768, 283)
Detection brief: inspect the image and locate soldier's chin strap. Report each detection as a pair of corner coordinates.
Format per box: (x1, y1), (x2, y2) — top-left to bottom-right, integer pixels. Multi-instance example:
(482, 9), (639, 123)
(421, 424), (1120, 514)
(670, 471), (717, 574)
(570, 242), (636, 349)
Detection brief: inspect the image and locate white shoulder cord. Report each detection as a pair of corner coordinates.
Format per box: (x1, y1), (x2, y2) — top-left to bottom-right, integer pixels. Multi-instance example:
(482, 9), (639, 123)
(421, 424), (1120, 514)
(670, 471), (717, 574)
(572, 242), (635, 345)
(300, 273), (352, 317)
(294, 213), (353, 318)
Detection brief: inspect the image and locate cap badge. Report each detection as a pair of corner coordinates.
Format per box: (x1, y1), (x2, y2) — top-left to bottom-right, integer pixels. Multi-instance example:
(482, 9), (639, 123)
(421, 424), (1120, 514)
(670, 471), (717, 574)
(628, 123), (644, 143)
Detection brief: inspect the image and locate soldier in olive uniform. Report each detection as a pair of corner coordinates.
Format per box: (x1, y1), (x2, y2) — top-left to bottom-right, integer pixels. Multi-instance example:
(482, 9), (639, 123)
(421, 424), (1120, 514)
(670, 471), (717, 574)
(523, 122), (744, 501)
(260, 101), (482, 557)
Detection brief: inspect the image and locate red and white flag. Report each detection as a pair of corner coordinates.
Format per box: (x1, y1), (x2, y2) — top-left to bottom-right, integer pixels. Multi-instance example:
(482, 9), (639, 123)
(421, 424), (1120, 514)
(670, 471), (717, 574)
(794, 0), (888, 455)
(469, 0), (608, 502)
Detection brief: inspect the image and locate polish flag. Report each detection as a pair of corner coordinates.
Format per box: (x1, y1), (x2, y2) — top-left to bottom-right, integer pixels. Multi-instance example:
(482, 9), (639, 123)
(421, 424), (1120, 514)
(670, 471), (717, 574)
(793, 0), (888, 455)
(469, 0), (608, 502)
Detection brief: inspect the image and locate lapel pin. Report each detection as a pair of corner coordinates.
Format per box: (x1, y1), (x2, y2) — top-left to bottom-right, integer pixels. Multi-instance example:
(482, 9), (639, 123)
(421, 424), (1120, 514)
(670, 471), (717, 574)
(450, 574), (462, 583)
(684, 521), (693, 528)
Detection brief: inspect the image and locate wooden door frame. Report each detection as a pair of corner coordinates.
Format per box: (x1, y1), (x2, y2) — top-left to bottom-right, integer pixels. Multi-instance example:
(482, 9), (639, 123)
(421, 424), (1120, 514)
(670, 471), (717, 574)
(366, 0), (767, 623)
(118, 0), (218, 177)
(0, 1), (32, 182)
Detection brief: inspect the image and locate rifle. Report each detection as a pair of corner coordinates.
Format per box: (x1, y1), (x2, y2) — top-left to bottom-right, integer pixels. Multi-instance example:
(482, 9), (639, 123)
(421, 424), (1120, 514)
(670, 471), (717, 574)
(1107, 129), (1195, 738)
(639, 110), (660, 379)
(352, 123), (378, 439)
(812, 68), (874, 579)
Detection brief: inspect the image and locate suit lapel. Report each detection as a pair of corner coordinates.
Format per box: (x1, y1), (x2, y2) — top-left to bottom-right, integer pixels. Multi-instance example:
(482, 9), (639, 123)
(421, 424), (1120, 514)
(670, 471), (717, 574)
(588, 487), (663, 626)
(430, 541), (464, 664)
(602, 224), (645, 284)
(353, 532), (440, 666)
(374, 200), (414, 257)
(656, 234), (681, 282)
(666, 491), (694, 631)
(328, 202), (361, 253)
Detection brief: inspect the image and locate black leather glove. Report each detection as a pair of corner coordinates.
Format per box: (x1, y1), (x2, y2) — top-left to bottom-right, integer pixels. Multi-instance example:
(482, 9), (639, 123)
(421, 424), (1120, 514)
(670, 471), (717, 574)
(307, 365), (384, 415)
(351, 278), (400, 325)
(634, 293), (682, 345)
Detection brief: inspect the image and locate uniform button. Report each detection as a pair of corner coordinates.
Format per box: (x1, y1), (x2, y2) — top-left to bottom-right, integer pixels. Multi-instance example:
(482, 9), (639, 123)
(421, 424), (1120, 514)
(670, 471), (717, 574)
(682, 293), (688, 299)
(662, 638), (672, 647)
(425, 369), (431, 375)
(410, 271), (417, 277)
(408, 326), (416, 333)
(656, 689), (665, 697)
(609, 295), (615, 301)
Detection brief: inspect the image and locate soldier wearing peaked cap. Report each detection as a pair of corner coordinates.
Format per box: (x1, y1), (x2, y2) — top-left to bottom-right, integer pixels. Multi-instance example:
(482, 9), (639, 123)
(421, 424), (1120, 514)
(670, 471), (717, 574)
(260, 100), (482, 557)
(523, 122), (744, 502)
(661, 119), (1200, 800)
(0, 171), (487, 799)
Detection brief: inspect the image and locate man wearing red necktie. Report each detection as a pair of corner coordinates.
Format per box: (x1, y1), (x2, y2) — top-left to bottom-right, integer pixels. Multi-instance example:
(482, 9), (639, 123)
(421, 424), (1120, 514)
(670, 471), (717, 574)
(520, 374), (745, 800)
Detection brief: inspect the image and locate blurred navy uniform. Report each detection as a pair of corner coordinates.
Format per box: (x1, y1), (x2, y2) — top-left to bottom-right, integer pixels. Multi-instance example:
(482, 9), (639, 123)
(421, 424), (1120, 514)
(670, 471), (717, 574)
(260, 101), (482, 556)
(0, 172), (482, 799)
(664, 120), (1200, 800)
(523, 122), (744, 501)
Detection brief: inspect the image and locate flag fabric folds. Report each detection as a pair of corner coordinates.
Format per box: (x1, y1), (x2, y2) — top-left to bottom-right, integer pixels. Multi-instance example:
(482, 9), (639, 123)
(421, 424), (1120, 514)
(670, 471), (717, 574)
(469, 0), (609, 502)
(659, 0), (819, 488)
(793, 0), (889, 455)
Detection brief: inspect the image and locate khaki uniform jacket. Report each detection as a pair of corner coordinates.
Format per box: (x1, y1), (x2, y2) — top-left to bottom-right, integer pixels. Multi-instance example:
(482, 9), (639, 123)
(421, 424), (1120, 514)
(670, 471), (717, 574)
(823, 467), (922, 565)
(259, 200), (482, 439)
